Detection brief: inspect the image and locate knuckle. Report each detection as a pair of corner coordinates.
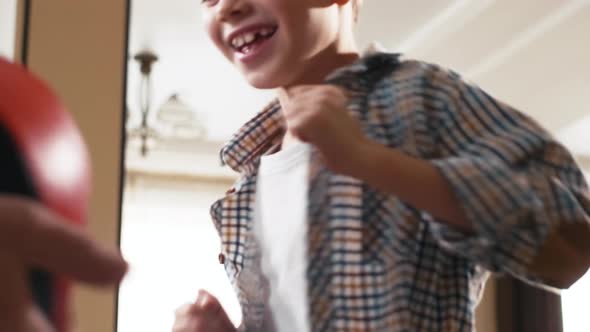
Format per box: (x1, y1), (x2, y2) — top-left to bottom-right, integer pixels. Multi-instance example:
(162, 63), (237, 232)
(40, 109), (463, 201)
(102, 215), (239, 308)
(174, 303), (194, 317)
(327, 85), (340, 93)
(201, 300), (217, 312)
(310, 110), (325, 122)
(323, 85), (340, 95)
(201, 294), (221, 312)
(172, 321), (197, 332)
(318, 92), (331, 101)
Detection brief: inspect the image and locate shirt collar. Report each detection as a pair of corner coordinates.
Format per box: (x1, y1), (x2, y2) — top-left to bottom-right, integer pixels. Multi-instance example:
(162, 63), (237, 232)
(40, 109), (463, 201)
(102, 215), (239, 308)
(220, 44), (401, 173)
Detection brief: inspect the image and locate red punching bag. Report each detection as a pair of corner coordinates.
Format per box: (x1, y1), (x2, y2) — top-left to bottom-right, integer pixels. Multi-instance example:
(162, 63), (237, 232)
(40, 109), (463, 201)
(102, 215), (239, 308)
(0, 57), (91, 331)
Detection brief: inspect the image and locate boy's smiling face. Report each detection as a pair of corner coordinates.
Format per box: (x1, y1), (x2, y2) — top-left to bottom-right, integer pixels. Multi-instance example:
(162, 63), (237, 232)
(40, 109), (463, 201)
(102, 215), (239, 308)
(202, 0), (356, 89)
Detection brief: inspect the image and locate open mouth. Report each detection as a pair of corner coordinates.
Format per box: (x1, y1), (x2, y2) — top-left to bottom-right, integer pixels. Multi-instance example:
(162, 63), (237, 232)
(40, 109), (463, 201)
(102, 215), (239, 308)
(229, 26), (278, 55)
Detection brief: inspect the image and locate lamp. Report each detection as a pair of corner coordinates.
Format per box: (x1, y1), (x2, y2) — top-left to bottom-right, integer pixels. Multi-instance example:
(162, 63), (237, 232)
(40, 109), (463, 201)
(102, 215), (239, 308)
(126, 51), (206, 157)
(157, 94), (207, 140)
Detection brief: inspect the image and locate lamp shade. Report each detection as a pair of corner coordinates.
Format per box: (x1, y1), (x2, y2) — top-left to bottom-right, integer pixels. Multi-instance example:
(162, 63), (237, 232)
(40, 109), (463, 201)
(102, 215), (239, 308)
(157, 94), (206, 139)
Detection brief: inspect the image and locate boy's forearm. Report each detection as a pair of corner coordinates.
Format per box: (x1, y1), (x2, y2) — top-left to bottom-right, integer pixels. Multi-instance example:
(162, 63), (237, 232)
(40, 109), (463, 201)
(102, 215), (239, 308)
(349, 141), (473, 233)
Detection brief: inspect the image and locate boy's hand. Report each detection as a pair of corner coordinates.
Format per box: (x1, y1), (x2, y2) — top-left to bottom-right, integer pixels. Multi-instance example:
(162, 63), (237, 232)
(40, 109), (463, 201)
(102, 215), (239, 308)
(280, 85), (371, 175)
(172, 290), (236, 332)
(0, 195), (128, 332)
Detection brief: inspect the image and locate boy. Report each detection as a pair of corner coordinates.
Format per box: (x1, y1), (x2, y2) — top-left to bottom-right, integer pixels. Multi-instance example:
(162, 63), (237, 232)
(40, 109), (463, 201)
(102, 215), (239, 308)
(173, 0), (590, 331)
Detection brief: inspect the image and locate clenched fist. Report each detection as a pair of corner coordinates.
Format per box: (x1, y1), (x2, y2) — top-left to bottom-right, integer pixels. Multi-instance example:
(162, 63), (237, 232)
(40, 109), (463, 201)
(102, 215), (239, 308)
(279, 85), (371, 175)
(172, 290), (236, 332)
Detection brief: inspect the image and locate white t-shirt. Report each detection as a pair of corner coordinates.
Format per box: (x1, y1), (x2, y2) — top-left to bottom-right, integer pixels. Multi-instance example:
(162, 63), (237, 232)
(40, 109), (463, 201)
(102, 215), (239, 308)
(253, 142), (311, 332)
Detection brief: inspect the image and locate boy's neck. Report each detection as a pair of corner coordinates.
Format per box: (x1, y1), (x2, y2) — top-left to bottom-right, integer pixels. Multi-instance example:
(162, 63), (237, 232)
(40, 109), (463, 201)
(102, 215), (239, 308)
(277, 9), (360, 102)
(281, 51), (360, 90)
(277, 49), (360, 110)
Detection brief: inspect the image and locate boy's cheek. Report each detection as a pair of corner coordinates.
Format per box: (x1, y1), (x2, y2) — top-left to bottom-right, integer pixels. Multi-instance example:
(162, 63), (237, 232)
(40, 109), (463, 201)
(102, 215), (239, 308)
(202, 18), (226, 56)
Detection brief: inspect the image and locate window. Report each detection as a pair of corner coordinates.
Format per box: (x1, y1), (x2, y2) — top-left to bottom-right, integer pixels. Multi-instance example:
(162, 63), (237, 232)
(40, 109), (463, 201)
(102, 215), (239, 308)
(117, 175), (241, 331)
(560, 167), (590, 332)
(561, 262), (590, 331)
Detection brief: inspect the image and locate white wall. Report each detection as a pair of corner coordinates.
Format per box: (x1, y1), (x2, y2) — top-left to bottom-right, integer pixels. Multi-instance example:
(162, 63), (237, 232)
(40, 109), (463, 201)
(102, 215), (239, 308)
(0, 0), (17, 59)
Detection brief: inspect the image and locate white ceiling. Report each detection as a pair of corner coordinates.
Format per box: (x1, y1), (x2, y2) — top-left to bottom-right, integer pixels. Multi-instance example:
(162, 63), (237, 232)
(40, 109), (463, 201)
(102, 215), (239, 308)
(126, 0), (590, 176)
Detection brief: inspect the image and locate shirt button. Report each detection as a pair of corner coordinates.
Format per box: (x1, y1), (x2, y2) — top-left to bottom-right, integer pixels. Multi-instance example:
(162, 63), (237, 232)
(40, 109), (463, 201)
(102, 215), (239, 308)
(226, 187), (236, 194)
(218, 253), (226, 264)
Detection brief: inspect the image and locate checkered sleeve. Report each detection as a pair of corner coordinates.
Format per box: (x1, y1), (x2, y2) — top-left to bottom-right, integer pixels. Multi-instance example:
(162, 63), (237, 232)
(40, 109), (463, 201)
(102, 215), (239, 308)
(422, 63), (590, 283)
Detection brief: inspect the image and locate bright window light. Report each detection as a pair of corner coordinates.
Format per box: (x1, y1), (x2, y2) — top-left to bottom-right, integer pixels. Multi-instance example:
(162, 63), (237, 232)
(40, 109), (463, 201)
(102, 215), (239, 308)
(562, 271), (590, 332)
(117, 178), (241, 331)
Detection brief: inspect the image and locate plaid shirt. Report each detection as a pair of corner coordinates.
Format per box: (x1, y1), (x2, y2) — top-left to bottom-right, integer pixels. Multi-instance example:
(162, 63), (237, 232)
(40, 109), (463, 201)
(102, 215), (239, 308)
(210, 51), (590, 331)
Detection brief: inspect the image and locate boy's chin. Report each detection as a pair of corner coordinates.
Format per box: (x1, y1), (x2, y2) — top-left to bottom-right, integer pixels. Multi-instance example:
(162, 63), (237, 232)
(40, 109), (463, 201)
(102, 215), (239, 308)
(243, 74), (281, 90)
(241, 69), (291, 90)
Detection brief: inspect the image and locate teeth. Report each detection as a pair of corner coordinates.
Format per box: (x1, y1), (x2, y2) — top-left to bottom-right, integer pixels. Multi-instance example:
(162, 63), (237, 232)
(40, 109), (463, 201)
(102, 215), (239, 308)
(231, 27), (275, 49)
(260, 28), (273, 37)
(232, 36), (245, 48)
(243, 32), (256, 45)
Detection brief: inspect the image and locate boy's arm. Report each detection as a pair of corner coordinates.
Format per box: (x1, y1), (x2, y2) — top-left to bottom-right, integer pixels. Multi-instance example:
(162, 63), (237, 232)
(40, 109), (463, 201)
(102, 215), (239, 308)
(349, 142), (473, 232)
(349, 64), (590, 289)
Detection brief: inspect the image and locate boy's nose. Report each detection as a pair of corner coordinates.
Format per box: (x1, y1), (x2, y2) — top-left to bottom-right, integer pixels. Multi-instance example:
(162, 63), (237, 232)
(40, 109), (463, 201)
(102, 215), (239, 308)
(217, 0), (251, 23)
